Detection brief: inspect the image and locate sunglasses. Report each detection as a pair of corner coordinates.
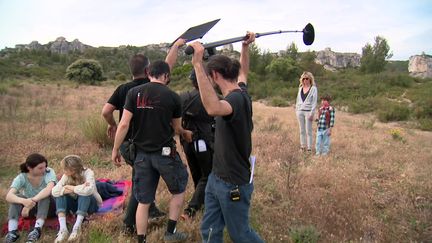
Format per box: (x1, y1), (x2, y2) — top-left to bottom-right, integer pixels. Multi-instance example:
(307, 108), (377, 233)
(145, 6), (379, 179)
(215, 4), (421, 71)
(302, 77), (310, 81)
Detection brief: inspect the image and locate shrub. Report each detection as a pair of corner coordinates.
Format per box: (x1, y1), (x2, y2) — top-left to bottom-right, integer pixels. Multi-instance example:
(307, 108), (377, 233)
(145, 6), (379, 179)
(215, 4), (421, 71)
(347, 97), (377, 114)
(290, 225), (320, 243)
(418, 118), (432, 131)
(66, 59), (105, 84)
(80, 115), (112, 148)
(377, 103), (410, 122)
(270, 96), (290, 107)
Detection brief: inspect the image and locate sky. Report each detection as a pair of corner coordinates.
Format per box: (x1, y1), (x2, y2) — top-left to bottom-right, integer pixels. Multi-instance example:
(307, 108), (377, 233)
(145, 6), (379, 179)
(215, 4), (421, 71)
(0, 0), (431, 60)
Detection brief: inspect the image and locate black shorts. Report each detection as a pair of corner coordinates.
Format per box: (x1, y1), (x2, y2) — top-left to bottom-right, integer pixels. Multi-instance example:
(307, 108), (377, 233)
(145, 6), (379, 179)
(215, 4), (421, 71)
(133, 150), (188, 204)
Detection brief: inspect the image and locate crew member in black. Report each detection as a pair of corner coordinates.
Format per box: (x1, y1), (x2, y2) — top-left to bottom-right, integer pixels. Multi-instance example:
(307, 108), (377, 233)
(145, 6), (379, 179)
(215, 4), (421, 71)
(189, 32), (264, 242)
(102, 39), (185, 234)
(179, 70), (215, 219)
(112, 60), (192, 243)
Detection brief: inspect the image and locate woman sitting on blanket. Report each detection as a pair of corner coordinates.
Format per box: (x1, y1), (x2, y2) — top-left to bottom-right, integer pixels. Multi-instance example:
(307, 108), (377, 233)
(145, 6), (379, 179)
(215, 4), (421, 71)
(4, 153), (57, 243)
(52, 155), (102, 242)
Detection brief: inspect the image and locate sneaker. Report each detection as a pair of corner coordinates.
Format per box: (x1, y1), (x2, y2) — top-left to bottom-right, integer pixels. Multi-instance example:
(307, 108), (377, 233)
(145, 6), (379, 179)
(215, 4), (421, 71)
(148, 207), (166, 223)
(68, 228), (80, 242)
(54, 230), (69, 243)
(4, 230), (20, 243)
(26, 227), (41, 242)
(163, 231), (188, 242)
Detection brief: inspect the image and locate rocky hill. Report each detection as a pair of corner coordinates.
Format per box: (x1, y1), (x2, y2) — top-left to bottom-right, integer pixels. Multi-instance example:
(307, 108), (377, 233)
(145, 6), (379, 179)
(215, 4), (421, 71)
(315, 48), (361, 71)
(408, 54), (432, 78)
(15, 37), (92, 54)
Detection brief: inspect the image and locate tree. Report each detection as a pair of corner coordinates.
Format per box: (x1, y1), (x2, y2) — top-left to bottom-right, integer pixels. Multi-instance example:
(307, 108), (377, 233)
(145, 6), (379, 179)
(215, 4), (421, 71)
(66, 59), (105, 84)
(283, 42), (299, 60)
(265, 57), (300, 81)
(360, 36), (392, 73)
(298, 51), (324, 77)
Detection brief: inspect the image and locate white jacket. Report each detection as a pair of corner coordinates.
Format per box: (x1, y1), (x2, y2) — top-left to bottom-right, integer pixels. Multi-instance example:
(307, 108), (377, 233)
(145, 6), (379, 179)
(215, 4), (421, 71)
(52, 168), (103, 206)
(295, 85), (318, 115)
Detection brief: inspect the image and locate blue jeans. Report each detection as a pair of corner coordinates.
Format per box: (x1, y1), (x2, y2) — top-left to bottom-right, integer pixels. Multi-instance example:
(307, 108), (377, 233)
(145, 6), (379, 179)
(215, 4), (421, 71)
(315, 129), (331, 155)
(55, 195), (99, 216)
(201, 173), (263, 243)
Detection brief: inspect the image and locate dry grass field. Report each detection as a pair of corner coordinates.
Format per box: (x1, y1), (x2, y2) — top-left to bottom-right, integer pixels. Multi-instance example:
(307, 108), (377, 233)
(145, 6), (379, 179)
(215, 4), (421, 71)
(0, 82), (431, 242)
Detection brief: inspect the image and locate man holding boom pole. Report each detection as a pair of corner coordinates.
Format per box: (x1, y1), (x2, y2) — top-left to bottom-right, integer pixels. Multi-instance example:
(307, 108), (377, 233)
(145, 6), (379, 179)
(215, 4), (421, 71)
(189, 32), (264, 243)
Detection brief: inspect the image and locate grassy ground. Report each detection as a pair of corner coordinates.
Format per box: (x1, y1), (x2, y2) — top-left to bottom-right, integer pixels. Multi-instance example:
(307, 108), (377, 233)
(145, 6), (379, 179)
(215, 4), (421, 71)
(0, 81), (431, 242)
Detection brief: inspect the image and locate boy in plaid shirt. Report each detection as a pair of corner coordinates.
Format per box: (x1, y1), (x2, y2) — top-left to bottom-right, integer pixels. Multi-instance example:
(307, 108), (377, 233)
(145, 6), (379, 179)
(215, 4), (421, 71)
(315, 95), (335, 155)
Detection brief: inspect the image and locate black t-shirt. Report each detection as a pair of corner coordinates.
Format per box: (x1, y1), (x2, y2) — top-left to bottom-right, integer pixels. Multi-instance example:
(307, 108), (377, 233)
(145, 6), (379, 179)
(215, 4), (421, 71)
(180, 89), (215, 145)
(124, 82), (182, 152)
(107, 78), (150, 121)
(212, 82), (253, 185)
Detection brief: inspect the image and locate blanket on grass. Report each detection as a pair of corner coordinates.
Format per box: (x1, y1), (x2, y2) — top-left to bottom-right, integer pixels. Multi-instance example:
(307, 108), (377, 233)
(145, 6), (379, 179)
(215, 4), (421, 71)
(2, 179), (132, 234)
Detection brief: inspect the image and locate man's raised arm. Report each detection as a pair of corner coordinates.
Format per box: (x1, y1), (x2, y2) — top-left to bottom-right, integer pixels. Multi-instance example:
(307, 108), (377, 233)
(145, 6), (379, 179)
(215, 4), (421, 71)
(238, 32), (256, 85)
(165, 38), (186, 71)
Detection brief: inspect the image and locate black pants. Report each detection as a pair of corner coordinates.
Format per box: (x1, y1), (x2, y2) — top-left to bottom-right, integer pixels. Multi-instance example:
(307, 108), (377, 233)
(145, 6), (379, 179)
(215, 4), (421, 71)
(182, 140), (213, 211)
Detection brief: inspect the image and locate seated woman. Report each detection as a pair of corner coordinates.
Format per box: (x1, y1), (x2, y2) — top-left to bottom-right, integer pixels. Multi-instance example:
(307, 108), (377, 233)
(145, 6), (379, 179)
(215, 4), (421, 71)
(52, 155), (102, 242)
(4, 153), (57, 243)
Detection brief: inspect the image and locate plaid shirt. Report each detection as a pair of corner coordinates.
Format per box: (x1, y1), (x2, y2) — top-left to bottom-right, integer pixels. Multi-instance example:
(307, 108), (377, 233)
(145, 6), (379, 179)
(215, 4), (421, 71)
(317, 106), (335, 131)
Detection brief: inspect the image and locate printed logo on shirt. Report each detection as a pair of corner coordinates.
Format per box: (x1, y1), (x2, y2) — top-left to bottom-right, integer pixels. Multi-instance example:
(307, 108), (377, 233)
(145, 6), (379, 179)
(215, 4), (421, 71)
(136, 92), (160, 109)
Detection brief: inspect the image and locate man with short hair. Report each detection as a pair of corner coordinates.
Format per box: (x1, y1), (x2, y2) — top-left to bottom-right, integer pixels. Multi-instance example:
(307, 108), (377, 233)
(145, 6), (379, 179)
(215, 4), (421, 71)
(112, 60), (192, 243)
(102, 39), (185, 234)
(189, 32), (264, 242)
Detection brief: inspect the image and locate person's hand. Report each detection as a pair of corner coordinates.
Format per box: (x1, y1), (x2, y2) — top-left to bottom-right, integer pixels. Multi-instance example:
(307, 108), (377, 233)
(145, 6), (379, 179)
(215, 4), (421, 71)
(63, 185), (74, 194)
(22, 198), (36, 208)
(107, 124), (117, 140)
(112, 149), (122, 167)
(21, 207), (31, 218)
(190, 42), (205, 65)
(308, 115), (314, 121)
(173, 38), (186, 48)
(242, 31), (256, 45)
(327, 128), (332, 136)
(182, 130), (193, 143)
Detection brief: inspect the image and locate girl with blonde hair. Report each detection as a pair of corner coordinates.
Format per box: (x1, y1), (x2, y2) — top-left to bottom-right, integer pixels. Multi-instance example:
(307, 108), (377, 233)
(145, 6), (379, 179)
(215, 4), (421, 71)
(295, 71), (318, 152)
(52, 155), (102, 242)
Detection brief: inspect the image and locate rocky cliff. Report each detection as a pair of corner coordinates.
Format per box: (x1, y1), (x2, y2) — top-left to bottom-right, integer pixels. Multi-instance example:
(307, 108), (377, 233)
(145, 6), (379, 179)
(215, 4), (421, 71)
(15, 37), (92, 54)
(408, 54), (432, 78)
(315, 48), (361, 71)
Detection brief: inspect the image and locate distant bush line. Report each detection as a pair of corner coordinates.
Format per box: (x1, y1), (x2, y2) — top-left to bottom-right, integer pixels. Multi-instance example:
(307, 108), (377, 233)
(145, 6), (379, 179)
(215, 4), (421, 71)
(0, 46), (431, 130)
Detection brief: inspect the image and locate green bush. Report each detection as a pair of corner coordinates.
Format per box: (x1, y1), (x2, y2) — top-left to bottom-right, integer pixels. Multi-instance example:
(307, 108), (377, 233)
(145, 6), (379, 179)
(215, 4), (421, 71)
(80, 115), (112, 148)
(269, 96), (290, 107)
(290, 225), (320, 243)
(66, 59), (105, 84)
(377, 103), (411, 122)
(418, 118), (432, 131)
(347, 97), (377, 114)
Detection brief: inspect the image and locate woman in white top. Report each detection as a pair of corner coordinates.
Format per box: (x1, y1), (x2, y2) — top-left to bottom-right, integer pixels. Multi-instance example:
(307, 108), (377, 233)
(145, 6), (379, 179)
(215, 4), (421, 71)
(295, 71), (318, 152)
(52, 155), (102, 242)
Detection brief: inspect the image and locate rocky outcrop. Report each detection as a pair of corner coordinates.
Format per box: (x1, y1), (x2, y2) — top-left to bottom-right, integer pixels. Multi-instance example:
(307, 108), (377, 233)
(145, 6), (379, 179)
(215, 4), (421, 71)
(48, 37), (91, 54)
(408, 54), (432, 78)
(15, 37), (91, 54)
(315, 48), (361, 70)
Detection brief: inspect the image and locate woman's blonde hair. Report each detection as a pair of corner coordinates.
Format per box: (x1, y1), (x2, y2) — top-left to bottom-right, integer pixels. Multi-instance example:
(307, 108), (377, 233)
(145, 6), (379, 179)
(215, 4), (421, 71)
(299, 71), (315, 87)
(61, 155), (85, 186)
